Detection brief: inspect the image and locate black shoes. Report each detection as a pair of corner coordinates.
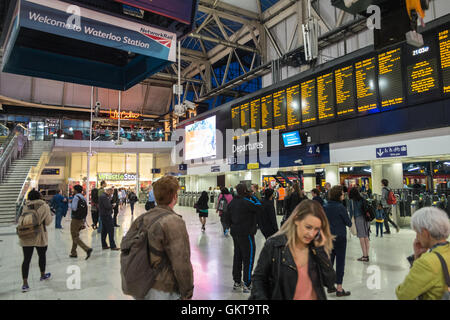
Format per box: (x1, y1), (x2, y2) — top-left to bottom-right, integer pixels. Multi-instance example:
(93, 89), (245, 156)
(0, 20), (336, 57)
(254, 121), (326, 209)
(111, 247), (120, 251)
(357, 256), (369, 262)
(69, 254), (77, 258)
(327, 286), (337, 294)
(86, 248), (93, 260)
(102, 246), (110, 250)
(336, 289), (351, 297)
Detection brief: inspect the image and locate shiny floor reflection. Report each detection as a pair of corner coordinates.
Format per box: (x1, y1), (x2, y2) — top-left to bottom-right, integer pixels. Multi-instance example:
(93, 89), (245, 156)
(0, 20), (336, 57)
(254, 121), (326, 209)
(0, 203), (416, 300)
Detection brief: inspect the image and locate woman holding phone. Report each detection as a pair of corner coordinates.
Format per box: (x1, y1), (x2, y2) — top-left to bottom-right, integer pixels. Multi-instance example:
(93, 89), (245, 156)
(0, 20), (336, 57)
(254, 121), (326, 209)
(249, 200), (336, 300)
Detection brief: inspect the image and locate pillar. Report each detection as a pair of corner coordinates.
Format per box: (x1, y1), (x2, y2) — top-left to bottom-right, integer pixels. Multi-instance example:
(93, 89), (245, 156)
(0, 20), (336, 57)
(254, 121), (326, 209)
(303, 168), (316, 193)
(371, 162), (383, 196)
(371, 162), (403, 196)
(325, 165), (340, 187)
(251, 170), (261, 186)
(136, 152), (139, 193)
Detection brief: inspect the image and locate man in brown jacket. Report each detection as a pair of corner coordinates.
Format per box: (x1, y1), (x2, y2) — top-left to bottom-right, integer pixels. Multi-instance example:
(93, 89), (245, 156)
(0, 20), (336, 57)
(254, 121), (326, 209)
(143, 175), (194, 300)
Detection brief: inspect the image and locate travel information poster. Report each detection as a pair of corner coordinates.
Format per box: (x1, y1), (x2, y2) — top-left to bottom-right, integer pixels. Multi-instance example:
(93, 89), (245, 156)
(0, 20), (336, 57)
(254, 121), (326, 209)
(378, 47), (405, 108)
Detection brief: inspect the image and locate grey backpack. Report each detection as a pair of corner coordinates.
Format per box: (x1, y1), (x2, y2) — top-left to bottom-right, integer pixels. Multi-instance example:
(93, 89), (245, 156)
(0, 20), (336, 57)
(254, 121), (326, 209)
(120, 210), (169, 299)
(434, 251), (450, 300)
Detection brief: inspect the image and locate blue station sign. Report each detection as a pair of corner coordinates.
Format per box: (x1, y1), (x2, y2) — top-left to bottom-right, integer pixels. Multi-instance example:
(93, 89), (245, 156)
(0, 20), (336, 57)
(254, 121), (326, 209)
(376, 145), (408, 158)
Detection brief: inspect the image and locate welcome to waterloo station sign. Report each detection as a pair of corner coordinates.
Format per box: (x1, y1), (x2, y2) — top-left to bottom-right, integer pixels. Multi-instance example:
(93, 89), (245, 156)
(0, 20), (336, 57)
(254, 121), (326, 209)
(98, 173), (137, 181)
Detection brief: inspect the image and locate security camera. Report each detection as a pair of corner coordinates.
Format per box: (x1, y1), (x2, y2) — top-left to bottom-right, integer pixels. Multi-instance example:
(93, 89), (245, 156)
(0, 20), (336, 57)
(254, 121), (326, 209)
(95, 101), (101, 108)
(174, 104), (187, 116)
(184, 100), (197, 110)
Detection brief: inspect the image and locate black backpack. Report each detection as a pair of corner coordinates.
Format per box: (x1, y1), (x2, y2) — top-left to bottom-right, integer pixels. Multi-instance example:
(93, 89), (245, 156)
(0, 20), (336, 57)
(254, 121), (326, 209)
(363, 199), (376, 222)
(72, 196), (88, 220)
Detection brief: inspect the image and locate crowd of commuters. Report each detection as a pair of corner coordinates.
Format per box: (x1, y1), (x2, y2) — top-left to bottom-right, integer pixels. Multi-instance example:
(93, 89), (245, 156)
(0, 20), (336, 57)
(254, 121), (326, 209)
(15, 177), (449, 300)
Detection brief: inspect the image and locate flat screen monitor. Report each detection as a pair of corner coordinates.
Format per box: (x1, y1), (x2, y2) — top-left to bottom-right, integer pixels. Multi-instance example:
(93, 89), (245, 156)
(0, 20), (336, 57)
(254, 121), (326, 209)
(282, 131), (302, 148)
(185, 116), (216, 160)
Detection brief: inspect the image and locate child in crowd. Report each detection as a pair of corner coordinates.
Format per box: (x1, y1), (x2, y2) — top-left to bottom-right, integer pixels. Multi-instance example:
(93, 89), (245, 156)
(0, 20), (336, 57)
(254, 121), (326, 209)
(375, 203), (385, 237)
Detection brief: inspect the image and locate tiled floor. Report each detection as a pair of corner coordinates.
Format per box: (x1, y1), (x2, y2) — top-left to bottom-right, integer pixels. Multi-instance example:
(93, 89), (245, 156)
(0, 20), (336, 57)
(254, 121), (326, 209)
(0, 203), (416, 300)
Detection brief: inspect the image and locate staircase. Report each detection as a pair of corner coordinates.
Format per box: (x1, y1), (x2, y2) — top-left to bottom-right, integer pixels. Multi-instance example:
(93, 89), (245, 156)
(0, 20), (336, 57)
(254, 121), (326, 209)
(0, 141), (52, 226)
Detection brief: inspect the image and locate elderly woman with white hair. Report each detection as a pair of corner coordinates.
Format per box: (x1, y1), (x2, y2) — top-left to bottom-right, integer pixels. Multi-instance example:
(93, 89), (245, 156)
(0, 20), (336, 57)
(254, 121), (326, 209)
(396, 207), (450, 300)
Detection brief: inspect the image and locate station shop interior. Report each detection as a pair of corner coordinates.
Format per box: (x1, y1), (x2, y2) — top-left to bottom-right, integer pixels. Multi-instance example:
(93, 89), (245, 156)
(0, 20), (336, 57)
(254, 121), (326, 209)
(0, 0), (450, 301)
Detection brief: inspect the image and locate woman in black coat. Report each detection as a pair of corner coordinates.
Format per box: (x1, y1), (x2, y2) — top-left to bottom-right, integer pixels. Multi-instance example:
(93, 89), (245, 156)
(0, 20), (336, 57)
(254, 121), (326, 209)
(259, 189), (279, 239)
(250, 200), (336, 300)
(283, 183), (307, 224)
(112, 188), (120, 227)
(195, 191), (209, 232)
(323, 185), (352, 297)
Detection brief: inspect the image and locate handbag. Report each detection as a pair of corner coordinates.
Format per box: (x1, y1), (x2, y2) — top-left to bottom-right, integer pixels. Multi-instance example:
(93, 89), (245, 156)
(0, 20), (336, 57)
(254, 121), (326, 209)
(434, 251), (450, 300)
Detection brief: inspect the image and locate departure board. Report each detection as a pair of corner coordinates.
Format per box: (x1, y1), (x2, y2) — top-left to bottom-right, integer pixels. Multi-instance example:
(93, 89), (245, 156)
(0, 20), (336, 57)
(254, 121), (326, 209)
(301, 79), (317, 124)
(273, 89), (287, 130)
(240, 103), (250, 132)
(407, 58), (439, 95)
(355, 57), (378, 113)
(335, 65), (356, 116)
(261, 94), (273, 131)
(317, 72), (336, 121)
(439, 29), (450, 94)
(250, 98), (261, 132)
(286, 84), (301, 129)
(231, 106), (240, 131)
(378, 47), (405, 108)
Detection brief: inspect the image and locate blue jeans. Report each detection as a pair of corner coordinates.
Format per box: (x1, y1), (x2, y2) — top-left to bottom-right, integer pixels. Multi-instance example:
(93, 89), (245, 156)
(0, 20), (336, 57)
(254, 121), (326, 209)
(330, 236), (347, 285)
(100, 215), (116, 249)
(55, 210), (63, 228)
(376, 222), (383, 236)
(97, 218), (102, 233)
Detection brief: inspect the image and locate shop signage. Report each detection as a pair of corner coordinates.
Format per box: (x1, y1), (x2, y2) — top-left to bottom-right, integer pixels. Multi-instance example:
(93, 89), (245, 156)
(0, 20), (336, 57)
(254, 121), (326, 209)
(98, 173), (136, 181)
(107, 109), (141, 120)
(247, 163), (260, 170)
(41, 168), (60, 175)
(376, 145), (408, 158)
(151, 169), (161, 174)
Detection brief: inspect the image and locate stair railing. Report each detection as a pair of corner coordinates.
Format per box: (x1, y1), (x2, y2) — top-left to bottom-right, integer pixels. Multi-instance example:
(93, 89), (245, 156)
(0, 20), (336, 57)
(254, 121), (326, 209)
(15, 142), (53, 222)
(0, 127), (29, 184)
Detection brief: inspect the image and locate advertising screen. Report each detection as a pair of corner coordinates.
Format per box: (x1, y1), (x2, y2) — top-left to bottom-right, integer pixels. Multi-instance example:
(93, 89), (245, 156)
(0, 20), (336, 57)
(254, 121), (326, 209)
(185, 116), (216, 160)
(282, 131), (302, 148)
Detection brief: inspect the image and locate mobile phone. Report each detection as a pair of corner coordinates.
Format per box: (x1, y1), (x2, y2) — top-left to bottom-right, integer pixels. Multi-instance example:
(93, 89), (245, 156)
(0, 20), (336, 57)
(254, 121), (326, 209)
(315, 230), (321, 241)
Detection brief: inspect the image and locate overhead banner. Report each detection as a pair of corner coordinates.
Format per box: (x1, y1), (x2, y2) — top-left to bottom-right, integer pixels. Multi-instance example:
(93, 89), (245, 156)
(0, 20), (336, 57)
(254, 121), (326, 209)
(114, 0), (195, 25)
(20, 0), (176, 61)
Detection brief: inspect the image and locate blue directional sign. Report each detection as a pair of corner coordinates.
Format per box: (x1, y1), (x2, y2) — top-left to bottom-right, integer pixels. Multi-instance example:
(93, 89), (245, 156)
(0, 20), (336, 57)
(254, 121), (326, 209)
(376, 145), (407, 158)
(178, 164), (187, 171)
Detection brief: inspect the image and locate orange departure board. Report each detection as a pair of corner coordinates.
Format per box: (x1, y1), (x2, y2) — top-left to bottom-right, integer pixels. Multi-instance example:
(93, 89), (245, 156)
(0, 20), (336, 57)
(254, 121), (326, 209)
(335, 65), (356, 116)
(231, 105), (240, 130)
(250, 98), (261, 132)
(317, 72), (335, 121)
(439, 29), (450, 94)
(378, 48), (405, 108)
(273, 89), (286, 130)
(301, 79), (317, 124)
(286, 84), (300, 129)
(355, 57), (378, 113)
(240, 103), (250, 131)
(261, 94), (273, 131)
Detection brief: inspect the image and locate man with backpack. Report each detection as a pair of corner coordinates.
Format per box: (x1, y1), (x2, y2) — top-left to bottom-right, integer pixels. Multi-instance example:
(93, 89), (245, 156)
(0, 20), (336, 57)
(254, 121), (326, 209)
(217, 187), (233, 236)
(120, 175), (193, 300)
(69, 185), (93, 260)
(381, 179), (400, 234)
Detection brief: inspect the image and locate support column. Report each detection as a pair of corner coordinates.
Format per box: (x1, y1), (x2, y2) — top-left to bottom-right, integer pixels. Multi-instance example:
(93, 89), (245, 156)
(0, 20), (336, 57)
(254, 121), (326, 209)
(371, 162), (383, 196)
(325, 165), (340, 187)
(136, 152), (140, 193)
(251, 170), (261, 186)
(303, 169), (316, 193)
(371, 161), (403, 194)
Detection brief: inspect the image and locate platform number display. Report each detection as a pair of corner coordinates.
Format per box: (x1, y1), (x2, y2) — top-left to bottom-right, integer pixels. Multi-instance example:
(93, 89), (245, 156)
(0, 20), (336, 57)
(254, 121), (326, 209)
(307, 145), (321, 156)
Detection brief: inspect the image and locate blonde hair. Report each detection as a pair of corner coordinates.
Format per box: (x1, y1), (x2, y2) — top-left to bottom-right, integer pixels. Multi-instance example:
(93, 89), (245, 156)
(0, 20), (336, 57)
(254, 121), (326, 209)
(275, 199), (334, 255)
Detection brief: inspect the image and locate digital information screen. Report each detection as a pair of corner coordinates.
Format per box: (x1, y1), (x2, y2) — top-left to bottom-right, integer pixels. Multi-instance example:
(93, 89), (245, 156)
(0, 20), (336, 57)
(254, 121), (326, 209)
(273, 89), (287, 130)
(250, 98), (261, 132)
(261, 94), (273, 131)
(231, 106), (240, 131)
(301, 79), (317, 124)
(282, 131), (302, 147)
(407, 58), (439, 95)
(335, 65), (356, 116)
(378, 48), (405, 108)
(317, 72), (335, 121)
(240, 103), (250, 132)
(439, 29), (450, 94)
(185, 116), (216, 161)
(286, 84), (301, 129)
(355, 57), (378, 113)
